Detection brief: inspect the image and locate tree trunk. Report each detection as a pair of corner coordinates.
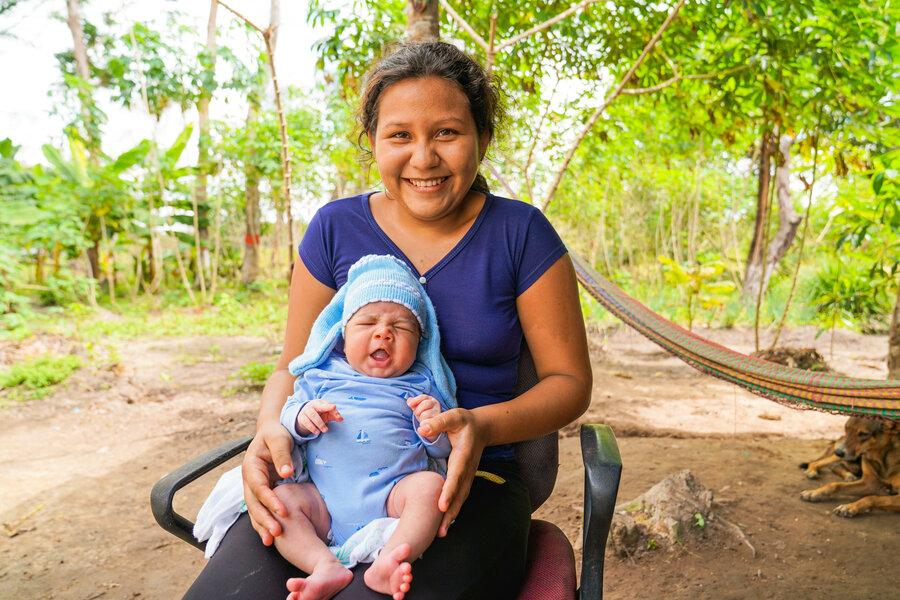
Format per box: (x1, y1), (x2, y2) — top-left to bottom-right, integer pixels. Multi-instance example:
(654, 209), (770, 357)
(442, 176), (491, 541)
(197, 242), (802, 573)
(757, 134), (801, 293)
(889, 275), (900, 380)
(743, 134), (803, 299)
(240, 0), (279, 285)
(406, 0), (439, 43)
(65, 0), (93, 139)
(241, 155), (262, 285)
(743, 131), (776, 300)
(87, 240), (101, 281)
(194, 0), (217, 280)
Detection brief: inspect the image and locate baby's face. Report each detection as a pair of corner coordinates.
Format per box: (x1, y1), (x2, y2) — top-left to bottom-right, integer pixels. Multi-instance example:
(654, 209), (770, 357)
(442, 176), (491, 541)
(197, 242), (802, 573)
(344, 301), (420, 378)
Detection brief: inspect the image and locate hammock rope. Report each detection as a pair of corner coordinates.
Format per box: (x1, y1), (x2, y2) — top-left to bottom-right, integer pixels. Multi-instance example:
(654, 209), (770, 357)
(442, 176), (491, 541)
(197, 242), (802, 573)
(570, 251), (900, 420)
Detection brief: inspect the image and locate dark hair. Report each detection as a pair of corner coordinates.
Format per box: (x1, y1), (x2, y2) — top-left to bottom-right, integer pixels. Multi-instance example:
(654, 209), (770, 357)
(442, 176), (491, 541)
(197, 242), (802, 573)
(358, 42), (503, 192)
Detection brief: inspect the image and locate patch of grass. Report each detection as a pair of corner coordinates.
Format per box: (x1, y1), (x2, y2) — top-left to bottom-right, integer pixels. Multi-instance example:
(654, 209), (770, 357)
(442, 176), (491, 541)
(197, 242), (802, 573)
(237, 360), (276, 389)
(0, 354), (83, 401)
(21, 280), (288, 343)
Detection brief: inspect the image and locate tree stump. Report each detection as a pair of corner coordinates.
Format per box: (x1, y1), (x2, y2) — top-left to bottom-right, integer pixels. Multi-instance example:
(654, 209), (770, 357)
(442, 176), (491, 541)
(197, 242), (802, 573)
(611, 470), (755, 558)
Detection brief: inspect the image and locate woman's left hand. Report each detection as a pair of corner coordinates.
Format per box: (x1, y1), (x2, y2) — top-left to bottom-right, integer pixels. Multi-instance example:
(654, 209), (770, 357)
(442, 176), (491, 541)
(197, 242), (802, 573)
(418, 407), (488, 537)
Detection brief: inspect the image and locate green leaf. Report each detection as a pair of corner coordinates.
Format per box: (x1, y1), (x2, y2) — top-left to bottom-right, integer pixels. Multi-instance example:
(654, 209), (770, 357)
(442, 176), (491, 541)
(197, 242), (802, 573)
(41, 145), (81, 184)
(112, 140), (152, 172)
(873, 171), (885, 195)
(68, 138), (92, 187)
(164, 124), (194, 165)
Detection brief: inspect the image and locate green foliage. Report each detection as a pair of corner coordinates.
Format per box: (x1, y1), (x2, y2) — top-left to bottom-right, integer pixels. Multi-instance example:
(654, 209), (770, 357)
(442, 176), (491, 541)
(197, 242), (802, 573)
(237, 360), (276, 389)
(45, 281), (288, 341)
(0, 354), (82, 400)
(804, 254), (893, 335)
(694, 513), (706, 528)
(658, 257), (737, 330)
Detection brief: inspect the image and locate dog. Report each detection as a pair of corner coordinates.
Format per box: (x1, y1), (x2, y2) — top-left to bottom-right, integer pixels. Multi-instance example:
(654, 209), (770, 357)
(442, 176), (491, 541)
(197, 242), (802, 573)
(800, 417), (900, 517)
(798, 425), (862, 482)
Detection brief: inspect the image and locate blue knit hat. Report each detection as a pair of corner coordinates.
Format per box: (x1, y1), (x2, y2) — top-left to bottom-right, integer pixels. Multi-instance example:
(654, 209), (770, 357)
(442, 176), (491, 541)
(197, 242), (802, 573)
(288, 255), (456, 408)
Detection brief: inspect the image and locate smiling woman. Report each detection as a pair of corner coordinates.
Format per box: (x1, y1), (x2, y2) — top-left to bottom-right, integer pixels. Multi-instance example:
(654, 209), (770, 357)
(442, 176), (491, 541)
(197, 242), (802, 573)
(183, 42), (592, 600)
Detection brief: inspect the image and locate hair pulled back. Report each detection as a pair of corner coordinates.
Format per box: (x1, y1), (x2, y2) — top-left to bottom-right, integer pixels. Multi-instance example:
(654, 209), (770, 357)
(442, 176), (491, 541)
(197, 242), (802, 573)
(359, 42), (502, 193)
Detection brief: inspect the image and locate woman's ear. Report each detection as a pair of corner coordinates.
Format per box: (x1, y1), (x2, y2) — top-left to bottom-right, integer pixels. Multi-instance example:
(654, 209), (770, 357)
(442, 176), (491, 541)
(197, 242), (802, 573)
(479, 131), (491, 161)
(367, 131), (376, 158)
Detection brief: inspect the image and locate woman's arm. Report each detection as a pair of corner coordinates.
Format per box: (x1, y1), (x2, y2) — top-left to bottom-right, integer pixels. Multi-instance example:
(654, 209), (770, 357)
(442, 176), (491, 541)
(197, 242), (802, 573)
(241, 257), (336, 545)
(421, 254), (592, 535)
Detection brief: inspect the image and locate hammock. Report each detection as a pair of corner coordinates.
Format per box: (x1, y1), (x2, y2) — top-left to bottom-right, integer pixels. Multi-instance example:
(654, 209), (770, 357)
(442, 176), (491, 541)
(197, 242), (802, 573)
(569, 251), (900, 420)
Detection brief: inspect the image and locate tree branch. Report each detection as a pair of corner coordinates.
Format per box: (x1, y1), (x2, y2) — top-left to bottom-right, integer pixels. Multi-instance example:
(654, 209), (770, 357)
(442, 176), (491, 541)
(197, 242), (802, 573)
(495, 0), (602, 52)
(540, 0), (686, 212)
(620, 64), (749, 95)
(216, 0), (265, 34)
(440, 0), (489, 51)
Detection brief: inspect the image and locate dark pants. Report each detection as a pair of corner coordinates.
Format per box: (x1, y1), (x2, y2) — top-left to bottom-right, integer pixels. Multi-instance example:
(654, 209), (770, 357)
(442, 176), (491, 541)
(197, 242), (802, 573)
(183, 459), (531, 600)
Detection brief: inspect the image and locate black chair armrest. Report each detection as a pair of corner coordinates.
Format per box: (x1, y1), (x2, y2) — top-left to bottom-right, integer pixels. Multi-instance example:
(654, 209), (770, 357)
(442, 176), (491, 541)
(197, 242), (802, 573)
(150, 436), (253, 551)
(578, 424), (622, 600)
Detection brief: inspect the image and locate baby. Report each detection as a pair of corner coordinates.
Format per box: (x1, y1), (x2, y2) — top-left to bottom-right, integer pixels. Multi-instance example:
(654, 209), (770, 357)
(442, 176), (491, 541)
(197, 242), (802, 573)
(275, 254), (456, 600)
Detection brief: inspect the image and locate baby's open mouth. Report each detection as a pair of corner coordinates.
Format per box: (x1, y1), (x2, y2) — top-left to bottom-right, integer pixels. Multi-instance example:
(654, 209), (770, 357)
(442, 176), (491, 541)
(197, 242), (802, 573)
(371, 349), (390, 360)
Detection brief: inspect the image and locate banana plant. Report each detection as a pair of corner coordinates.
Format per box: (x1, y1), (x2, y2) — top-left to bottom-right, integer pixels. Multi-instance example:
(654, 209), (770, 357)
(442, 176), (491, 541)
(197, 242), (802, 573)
(658, 256), (736, 330)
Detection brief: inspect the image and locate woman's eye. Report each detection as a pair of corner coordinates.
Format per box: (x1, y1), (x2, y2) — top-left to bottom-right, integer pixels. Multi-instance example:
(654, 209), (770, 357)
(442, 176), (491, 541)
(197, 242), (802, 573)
(437, 128), (457, 137)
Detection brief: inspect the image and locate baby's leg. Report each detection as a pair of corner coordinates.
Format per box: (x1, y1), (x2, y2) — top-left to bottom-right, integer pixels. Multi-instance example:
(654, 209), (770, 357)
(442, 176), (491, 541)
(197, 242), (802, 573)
(272, 483), (352, 600)
(364, 471), (444, 600)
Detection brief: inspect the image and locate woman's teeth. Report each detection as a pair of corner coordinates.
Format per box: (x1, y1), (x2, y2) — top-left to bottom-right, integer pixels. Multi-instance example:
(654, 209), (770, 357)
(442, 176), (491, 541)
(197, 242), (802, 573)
(408, 177), (446, 188)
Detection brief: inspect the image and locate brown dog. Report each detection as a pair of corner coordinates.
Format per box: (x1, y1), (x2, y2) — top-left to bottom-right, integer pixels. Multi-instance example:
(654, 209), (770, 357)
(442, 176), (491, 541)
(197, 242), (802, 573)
(800, 417), (900, 517)
(798, 425), (861, 481)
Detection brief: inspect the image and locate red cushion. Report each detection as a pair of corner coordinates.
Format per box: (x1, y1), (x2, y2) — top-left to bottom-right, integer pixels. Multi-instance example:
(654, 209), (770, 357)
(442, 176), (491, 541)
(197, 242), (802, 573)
(516, 519), (577, 600)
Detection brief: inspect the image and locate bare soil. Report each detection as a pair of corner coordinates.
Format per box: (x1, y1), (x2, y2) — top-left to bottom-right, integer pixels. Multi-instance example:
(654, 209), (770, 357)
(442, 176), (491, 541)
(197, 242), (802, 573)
(1, 325), (897, 599)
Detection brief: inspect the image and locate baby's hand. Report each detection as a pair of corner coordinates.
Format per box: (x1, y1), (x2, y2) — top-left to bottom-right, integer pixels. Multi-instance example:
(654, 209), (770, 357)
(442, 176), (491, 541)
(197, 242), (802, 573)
(296, 399), (343, 436)
(408, 394), (441, 440)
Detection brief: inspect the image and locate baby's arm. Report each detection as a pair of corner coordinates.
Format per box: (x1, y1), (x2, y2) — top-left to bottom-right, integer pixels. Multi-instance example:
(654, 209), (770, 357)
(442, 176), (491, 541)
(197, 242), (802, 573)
(295, 399), (343, 436)
(408, 394), (450, 455)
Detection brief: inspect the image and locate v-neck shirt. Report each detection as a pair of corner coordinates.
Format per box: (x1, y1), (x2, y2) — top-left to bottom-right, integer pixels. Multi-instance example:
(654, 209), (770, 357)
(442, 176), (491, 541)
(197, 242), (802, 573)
(298, 192), (566, 459)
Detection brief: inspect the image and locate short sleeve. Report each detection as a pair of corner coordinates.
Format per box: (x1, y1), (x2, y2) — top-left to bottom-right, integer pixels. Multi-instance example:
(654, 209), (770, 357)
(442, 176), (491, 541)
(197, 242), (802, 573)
(515, 208), (567, 296)
(297, 209), (337, 290)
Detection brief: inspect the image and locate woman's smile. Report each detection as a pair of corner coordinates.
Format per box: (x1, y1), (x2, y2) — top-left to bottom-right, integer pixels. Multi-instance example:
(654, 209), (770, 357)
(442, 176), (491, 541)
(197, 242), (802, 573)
(405, 176), (449, 191)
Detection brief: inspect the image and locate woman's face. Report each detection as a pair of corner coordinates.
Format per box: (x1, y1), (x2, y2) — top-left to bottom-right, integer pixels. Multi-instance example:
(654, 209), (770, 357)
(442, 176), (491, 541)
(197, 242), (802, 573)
(368, 76), (490, 223)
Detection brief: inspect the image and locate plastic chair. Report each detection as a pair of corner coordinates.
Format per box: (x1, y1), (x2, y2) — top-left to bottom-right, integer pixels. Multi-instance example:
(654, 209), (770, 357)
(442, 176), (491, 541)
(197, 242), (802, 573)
(151, 344), (622, 599)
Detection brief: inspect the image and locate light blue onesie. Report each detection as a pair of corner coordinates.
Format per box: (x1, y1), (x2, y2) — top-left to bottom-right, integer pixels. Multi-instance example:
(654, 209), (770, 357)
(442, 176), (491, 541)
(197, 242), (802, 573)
(280, 354), (451, 546)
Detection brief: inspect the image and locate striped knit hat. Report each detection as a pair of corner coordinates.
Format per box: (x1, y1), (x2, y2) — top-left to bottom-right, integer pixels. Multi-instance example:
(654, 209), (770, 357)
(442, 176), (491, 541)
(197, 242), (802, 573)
(288, 255), (456, 408)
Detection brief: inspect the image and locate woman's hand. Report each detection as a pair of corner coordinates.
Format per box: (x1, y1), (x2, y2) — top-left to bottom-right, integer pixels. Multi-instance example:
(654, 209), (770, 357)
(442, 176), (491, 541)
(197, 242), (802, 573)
(417, 407), (488, 537)
(241, 420), (296, 546)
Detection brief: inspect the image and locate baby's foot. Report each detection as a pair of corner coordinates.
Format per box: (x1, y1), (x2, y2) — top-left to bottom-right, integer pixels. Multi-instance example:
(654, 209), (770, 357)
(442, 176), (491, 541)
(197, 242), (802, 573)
(364, 543), (413, 600)
(286, 561), (353, 600)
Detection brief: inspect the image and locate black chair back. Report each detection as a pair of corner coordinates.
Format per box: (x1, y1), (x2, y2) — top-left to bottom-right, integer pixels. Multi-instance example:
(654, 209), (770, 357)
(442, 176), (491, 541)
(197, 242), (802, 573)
(512, 342), (559, 512)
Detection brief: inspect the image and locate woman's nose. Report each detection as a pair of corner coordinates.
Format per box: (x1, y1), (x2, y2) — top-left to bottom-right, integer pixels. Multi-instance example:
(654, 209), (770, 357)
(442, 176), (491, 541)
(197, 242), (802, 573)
(409, 139), (439, 168)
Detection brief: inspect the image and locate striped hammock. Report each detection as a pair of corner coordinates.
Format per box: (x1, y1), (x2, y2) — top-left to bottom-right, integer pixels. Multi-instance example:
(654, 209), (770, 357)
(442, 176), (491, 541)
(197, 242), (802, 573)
(570, 252), (900, 420)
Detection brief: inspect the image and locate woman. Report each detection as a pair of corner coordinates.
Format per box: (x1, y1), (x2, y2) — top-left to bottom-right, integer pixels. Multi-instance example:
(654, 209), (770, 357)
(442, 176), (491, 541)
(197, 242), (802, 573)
(184, 42), (592, 600)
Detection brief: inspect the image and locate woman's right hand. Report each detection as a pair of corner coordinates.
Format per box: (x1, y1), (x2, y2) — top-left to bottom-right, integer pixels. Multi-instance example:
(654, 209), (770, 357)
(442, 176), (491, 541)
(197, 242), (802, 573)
(241, 420), (296, 545)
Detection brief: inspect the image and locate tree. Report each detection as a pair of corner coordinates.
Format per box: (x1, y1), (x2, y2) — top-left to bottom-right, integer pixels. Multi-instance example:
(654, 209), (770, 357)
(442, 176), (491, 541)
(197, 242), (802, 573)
(194, 0), (219, 281)
(406, 0), (439, 43)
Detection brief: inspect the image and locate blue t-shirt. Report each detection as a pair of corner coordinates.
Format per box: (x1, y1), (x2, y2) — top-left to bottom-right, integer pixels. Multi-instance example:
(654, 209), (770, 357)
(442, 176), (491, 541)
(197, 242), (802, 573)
(298, 192), (566, 459)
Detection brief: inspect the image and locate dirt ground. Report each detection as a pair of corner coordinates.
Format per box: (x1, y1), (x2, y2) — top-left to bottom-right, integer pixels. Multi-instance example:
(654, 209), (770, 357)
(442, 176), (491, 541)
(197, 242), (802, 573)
(1, 324), (897, 599)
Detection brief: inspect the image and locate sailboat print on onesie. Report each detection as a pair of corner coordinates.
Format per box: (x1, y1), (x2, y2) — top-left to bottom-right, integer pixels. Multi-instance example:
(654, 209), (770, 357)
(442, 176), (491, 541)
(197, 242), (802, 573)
(356, 429), (371, 444)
